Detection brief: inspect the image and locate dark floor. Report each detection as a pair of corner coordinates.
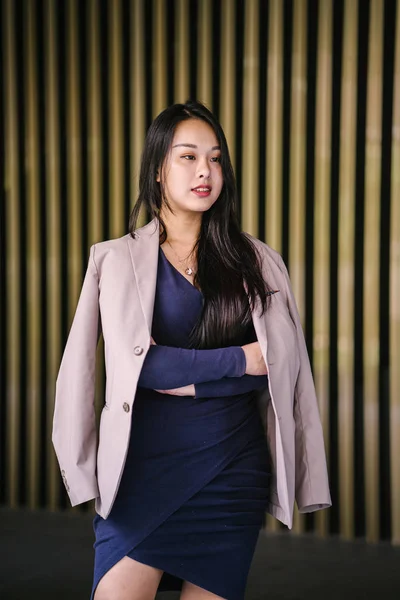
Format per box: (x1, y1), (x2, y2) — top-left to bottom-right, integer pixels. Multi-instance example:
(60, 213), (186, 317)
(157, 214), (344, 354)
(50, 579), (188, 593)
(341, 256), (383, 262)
(1, 507), (400, 600)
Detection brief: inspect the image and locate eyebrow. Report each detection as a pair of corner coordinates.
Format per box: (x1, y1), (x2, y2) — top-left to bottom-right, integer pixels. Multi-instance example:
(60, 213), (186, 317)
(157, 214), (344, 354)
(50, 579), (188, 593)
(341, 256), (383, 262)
(172, 143), (221, 151)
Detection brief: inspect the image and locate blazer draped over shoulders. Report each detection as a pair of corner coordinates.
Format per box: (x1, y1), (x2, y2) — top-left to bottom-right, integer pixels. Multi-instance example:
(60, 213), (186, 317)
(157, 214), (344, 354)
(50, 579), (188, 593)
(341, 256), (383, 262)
(52, 217), (332, 528)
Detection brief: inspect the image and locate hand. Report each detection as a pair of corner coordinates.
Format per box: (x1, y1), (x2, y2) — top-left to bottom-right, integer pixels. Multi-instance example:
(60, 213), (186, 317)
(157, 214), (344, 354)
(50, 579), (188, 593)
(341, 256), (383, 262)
(150, 336), (157, 345)
(155, 384), (196, 397)
(241, 341), (268, 376)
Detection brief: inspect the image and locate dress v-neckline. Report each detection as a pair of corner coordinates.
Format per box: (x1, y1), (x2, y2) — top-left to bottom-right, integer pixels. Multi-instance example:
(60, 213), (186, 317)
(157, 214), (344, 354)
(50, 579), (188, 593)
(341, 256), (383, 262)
(159, 247), (203, 295)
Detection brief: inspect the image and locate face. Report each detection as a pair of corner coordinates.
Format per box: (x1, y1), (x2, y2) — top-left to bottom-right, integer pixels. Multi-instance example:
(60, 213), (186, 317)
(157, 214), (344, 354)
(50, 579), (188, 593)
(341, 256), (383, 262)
(157, 118), (224, 215)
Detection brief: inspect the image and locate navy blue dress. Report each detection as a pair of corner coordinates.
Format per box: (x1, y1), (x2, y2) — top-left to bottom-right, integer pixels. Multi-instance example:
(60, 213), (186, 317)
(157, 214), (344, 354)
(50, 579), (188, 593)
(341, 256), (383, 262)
(91, 247), (272, 600)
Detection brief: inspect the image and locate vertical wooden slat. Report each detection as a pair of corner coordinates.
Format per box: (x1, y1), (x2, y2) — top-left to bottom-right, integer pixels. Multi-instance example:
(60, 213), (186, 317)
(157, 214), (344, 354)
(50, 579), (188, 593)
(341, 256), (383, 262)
(390, 0), (400, 546)
(241, 0), (259, 236)
(87, 0), (105, 432)
(131, 0), (146, 227)
(289, 0), (307, 534)
(313, 0), (332, 538)
(363, 0), (383, 543)
(197, 0), (213, 108)
(66, 0), (82, 514)
(265, 0), (283, 531)
(338, 0), (358, 540)
(109, 0), (124, 238)
(220, 0), (236, 166)
(87, 0), (103, 244)
(265, 0), (283, 253)
(152, 0), (167, 118)
(44, 0), (62, 509)
(4, 0), (21, 507)
(175, 0), (190, 103)
(66, 0), (82, 325)
(25, 0), (41, 508)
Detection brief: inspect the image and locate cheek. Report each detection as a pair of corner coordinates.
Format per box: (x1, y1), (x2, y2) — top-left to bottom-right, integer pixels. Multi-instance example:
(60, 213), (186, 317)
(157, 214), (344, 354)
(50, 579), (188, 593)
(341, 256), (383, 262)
(170, 162), (192, 181)
(213, 170), (224, 194)
(165, 167), (185, 190)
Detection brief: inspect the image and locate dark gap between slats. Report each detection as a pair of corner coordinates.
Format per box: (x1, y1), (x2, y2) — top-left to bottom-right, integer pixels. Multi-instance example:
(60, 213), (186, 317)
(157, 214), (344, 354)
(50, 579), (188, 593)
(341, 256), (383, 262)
(235, 0), (245, 221)
(379, 0), (396, 542)
(0, 0), (7, 506)
(99, 0), (110, 241)
(281, 0), (293, 268)
(36, 0), (49, 509)
(56, 0), (69, 511)
(328, 0), (344, 536)
(258, 0), (269, 243)
(122, 0), (131, 227)
(15, 0), (28, 506)
(304, 0), (318, 533)
(353, 0), (369, 538)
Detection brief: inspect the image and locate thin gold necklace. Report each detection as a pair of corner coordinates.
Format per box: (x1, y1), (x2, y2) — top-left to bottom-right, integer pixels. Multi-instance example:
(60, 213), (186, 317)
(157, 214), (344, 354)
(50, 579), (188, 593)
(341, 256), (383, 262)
(166, 239), (196, 277)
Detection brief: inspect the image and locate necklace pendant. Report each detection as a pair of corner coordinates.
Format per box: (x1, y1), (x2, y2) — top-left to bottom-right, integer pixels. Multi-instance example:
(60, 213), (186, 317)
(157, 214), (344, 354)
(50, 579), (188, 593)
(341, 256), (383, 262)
(185, 267), (193, 276)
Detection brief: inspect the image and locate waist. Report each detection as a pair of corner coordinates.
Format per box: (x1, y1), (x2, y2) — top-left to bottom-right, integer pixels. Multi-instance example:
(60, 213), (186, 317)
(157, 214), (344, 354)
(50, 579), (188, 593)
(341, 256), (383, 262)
(129, 388), (263, 458)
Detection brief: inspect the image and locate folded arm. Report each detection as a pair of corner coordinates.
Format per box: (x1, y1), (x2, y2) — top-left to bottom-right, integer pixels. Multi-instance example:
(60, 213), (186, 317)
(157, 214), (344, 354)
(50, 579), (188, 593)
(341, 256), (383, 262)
(194, 374), (268, 399)
(138, 345), (246, 390)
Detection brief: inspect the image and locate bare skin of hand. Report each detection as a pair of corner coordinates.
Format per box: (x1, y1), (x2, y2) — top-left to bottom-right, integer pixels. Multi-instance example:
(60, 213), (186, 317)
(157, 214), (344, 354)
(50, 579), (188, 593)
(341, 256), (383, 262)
(150, 336), (196, 396)
(241, 341), (268, 376)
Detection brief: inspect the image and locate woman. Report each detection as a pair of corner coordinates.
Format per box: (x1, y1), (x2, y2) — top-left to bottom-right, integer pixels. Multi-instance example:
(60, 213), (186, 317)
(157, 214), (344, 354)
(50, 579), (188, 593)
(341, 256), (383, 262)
(52, 100), (331, 600)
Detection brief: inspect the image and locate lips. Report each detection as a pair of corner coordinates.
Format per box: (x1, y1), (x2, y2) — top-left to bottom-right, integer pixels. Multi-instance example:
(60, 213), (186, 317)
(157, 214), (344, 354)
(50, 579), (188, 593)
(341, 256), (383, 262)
(192, 186), (212, 192)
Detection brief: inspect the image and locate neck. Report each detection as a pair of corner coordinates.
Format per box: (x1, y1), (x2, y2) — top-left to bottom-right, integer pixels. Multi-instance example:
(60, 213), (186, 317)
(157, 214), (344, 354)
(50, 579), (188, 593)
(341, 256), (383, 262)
(159, 210), (201, 247)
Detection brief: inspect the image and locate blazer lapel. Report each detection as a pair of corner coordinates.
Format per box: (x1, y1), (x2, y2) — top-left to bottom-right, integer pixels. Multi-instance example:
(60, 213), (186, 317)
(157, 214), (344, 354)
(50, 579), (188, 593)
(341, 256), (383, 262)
(126, 216), (269, 351)
(126, 217), (160, 335)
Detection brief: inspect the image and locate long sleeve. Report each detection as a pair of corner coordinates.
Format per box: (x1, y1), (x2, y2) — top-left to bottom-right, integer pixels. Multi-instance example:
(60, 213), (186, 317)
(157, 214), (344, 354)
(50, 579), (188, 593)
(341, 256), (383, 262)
(194, 374), (268, 399)
(278, 254), (332, 512)
(138, 345), (246, 390)
(52, 245), (101, 507)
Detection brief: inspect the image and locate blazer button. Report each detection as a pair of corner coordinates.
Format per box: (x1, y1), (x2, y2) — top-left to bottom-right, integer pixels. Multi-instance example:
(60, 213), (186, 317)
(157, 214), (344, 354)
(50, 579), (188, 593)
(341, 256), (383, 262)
(134, 346), (143, 355)
(61, 470), (65, 476)
(123, 402), (130, 412)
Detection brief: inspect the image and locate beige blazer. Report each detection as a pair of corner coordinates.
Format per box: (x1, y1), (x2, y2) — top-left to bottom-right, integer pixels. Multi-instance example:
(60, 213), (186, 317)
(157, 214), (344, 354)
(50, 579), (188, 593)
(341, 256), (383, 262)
(52, 217), (332, 528)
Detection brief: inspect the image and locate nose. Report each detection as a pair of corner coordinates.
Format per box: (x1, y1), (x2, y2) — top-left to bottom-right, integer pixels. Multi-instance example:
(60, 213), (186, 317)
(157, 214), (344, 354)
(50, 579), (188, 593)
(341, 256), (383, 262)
(196, 156), (211, 179)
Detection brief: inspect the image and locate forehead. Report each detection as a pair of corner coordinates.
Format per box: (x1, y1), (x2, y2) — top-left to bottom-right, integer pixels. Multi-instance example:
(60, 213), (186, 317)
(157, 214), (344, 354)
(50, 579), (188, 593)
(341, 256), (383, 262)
(171, 118), (219, 148)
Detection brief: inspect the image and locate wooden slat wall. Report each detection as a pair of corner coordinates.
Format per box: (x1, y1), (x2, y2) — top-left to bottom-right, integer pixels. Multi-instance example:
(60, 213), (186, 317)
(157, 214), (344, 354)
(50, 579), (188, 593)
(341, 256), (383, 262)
(1, 0), (399, 544)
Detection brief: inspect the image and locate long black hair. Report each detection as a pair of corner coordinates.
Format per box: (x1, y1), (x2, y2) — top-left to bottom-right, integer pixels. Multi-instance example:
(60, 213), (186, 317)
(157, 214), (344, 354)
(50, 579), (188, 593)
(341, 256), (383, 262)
(129, 100), (273, 349)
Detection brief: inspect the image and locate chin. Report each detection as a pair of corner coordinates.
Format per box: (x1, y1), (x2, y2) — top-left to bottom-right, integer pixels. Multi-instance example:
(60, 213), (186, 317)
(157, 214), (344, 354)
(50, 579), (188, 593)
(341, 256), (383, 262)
(177, 199), (218, 214)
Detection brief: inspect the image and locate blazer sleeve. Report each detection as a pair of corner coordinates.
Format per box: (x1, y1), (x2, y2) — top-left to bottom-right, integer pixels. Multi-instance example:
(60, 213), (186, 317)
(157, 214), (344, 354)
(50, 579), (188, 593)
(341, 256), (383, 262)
(278, 255), (332, 513)
(52, 244), (101, 507)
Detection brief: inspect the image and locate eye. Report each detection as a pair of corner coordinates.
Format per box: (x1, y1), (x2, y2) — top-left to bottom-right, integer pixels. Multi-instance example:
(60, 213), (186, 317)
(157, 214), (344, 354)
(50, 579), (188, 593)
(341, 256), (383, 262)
(211, 156), (221, 163)
(182, 154), (195, 160)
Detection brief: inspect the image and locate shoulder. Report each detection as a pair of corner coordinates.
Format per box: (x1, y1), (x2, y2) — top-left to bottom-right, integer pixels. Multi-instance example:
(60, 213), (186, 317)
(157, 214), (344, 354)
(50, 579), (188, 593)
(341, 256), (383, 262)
(242, 231), (286, 274)
(89, 220), (155, 269)
(91, 219), (156, 254)
(91, 233), (131, 253)
(242, 232), (297, 311)
(90, 233), (129, 257)
(86, 234), (132, 274)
